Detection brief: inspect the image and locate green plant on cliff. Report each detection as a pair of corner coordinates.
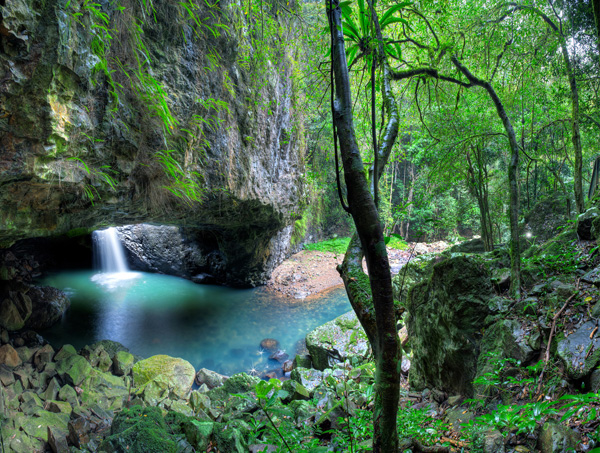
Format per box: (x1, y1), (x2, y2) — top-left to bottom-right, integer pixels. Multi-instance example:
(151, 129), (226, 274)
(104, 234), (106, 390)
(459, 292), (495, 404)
(68, 157), (117, 205)
(67, 0), (123, 108)
(155, 150), (205, 204)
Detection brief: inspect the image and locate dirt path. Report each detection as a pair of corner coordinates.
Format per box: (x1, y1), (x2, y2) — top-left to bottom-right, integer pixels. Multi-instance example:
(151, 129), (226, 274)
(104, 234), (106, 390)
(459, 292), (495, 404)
(265, 241), (449, 299)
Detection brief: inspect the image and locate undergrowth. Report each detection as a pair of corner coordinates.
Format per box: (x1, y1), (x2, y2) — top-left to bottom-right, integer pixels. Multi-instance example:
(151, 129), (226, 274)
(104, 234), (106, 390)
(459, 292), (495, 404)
(304, 235), (408, 255)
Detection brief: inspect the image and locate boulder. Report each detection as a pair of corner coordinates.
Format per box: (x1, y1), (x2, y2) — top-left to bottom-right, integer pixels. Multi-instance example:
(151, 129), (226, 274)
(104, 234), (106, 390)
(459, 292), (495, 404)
(392, 254), (438, 303)
(290, 367), (323, 394)
(475, 319), (539, 396)
(449, 238), (486, 253)
(0, 344), (22, 367)
(23, 286), (70, 330)
(33, 344), (55, 371)
(184, 420), (214, 451)
(557, 321), (600, 379)
(524, 194), (571, 243)
(132, 355), (195, 399)
(87, 340), (130, 358)
(100, 405), (179, 453)
(67, 417), (91, 449)
(407, 255), (494, 396)
(48, 425), (69, 453)
(538, 419), (580, 452)
(195, 368), (228, 389)
(56, 354), (93, 386)
(0, 291), (32, 331)
(306, 311), (370, 370)
(282, 379), (310, 401)
(113, 350), (135, 376)
(293, 354), (311, 369)
(282, 360), (293, 373)
(213, 422), (248, 453)
(80, 344), (112, 372)
(577, 207), (600, 240)
(269, 350), (289, 363)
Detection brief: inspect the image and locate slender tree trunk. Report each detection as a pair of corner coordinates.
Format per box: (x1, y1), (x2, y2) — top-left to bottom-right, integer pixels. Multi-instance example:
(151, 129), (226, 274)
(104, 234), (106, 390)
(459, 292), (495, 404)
(451, 56), (521, 296)
(593, 0), (600, 53)
(518, 5), (584, 212)
(560, 42), (584, 213)
(326, 1), (400, 450)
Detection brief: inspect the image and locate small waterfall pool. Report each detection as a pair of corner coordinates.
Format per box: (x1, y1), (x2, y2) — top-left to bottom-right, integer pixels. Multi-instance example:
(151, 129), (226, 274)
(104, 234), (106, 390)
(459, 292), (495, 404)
(40, 229), (352, 377)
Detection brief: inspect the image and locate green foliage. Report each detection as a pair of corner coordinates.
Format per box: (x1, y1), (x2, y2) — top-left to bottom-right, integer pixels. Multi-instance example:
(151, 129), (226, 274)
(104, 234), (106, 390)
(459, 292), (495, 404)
(292, 216), (309, 246)
(68, 157), (117, 205)
(304, 237), (351, 254)
(462, 392), (600, 441)
(522, 237), (581, 278)
(155, 150), (205, 204)
(385, 233), (408, 250)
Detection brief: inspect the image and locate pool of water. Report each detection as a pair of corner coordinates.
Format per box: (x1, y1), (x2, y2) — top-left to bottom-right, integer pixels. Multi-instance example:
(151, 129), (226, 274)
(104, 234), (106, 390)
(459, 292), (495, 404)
(40, 270), (351, 377)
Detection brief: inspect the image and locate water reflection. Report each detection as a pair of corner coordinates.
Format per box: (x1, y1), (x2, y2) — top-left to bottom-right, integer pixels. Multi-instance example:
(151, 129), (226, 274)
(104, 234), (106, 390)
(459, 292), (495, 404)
(42, 271), (351, 376)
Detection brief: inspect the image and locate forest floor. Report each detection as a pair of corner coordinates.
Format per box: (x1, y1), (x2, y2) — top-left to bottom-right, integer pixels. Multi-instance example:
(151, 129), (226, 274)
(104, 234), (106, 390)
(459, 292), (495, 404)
(266, 240), (450, 298)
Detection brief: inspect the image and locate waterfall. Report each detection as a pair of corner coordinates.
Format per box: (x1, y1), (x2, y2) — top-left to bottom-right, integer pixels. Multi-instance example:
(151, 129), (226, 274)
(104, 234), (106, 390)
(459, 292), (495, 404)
(92, 227), (130, 273)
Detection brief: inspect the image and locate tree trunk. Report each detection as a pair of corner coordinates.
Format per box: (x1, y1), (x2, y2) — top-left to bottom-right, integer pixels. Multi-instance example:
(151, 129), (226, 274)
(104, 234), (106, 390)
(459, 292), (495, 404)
(326, 0), (400, 451)
(517, 5), (584, 212)
(450, 56), (521, 297)
(593, 0), (600, 53)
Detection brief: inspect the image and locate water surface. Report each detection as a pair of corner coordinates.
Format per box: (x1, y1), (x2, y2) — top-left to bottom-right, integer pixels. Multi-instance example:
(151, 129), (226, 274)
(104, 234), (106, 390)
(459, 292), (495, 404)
(41, 271), (351, 376)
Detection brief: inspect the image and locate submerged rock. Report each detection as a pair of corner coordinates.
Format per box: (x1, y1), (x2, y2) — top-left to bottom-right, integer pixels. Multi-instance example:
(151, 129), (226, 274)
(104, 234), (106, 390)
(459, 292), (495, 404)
(259, 338), (280, 352)
(305, 311), (370, 370)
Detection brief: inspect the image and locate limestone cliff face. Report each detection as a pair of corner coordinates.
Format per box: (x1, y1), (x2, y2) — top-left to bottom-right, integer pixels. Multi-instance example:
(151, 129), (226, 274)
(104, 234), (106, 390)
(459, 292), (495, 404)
(0, 0), (304, 285)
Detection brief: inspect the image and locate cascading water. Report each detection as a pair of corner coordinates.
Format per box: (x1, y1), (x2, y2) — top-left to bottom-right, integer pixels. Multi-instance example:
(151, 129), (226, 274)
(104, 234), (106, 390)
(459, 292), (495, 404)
(93, 227), (130, 273)
(91, 227), (139, 287)
(44, 225), (352, 376)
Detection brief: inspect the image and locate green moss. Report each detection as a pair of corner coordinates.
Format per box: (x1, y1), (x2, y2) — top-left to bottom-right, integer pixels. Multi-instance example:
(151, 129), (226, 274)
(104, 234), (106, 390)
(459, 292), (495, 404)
(304, 237), (351, 254)
(102, 406), (190, 453)
(291, 215), (308, 246)
(66, 227), (91, 238)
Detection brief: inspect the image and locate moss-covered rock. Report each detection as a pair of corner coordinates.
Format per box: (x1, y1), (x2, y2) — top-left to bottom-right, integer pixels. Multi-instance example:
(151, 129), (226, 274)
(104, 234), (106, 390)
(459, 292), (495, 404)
(537, 419), (580, 452)
(448, 238), (486, 253)
(101, 406), (178, 453)
(290, 367), (323, 394)
(474, 319), (540, 397)
(305, 311), (370, 371)
(56, 354), (93, 386)
(407, 255), (494, 396)
(183, 419), (214, 451)
(132, 355), (195, 400)
(577, 207), (600, 240)
(113, 350), (135, 376)
(392, 254), (439, 303)
(213, 422), (248, 453)
(524, 193), (571, 243)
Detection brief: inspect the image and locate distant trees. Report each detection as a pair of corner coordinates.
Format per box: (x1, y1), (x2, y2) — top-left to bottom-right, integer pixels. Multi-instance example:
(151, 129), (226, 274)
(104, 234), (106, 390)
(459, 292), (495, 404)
(322, 0), (598, 447)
